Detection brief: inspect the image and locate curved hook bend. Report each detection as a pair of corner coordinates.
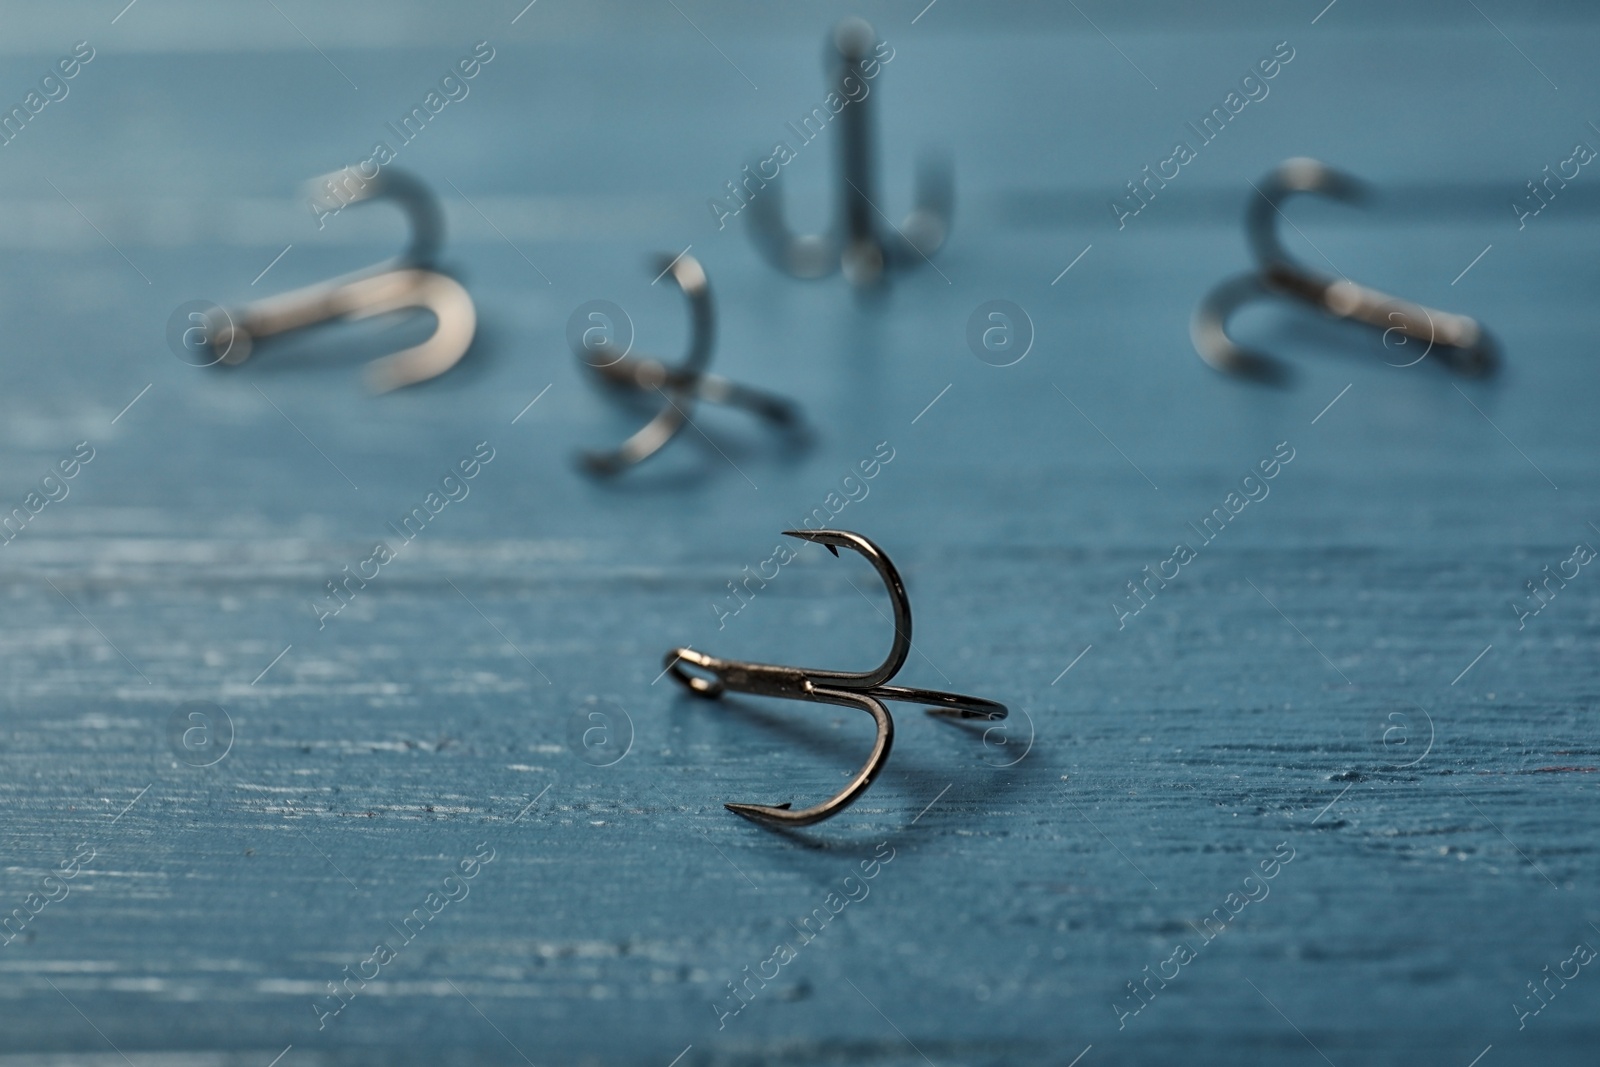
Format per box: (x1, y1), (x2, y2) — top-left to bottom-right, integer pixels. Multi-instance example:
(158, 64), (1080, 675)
(1193, 157), (1497, 381)
(306, 165), (445, 270)
(663, 529), (1005, 828)
(1190, 272), (1286, 384)
(206, 268), (475, 394)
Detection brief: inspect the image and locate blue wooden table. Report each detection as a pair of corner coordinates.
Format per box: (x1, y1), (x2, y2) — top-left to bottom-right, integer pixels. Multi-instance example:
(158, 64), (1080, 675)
(2, 2), (1598, 1064)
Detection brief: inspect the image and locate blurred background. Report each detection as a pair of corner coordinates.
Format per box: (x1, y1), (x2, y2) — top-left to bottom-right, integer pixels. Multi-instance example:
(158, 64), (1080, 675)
(1, 1), (1598, 1064)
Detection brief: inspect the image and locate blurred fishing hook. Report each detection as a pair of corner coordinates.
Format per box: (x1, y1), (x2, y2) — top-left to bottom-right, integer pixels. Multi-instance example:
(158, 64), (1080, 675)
(574, 252), (801, 475)
(744, 17), (952, 287)
(200, 166), (475, 392)
(1192, 157), (1497, 383)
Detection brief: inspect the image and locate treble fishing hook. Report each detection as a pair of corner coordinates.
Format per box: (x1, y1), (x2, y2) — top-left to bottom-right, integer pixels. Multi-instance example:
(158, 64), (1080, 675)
(663, 529), (1006, 828)
(745, 17), (953, 287)
(200, 166), (476, 392)
(575, 252), (802, 476)
(1191, 157), (1497, 383)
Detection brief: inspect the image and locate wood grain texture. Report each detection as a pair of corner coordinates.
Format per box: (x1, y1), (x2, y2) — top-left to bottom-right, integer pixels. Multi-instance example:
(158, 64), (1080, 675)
(0, 5), (1598, 1065)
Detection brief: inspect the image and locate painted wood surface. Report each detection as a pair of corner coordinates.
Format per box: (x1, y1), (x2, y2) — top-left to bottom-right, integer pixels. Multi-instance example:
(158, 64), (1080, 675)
(0, 3), (1597, 1064)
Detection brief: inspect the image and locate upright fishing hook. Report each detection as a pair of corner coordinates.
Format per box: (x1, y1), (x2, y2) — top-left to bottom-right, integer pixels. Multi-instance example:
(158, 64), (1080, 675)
(744, 17), (953, 287)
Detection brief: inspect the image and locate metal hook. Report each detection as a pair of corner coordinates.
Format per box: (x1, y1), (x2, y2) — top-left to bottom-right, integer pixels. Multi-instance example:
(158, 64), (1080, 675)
(663, 529), (1006, 828)
(745, 17), (953, 287)
(575, 252), (802, 476)
(200, 166), (476, 392)
(1192, 157), (1497, 383)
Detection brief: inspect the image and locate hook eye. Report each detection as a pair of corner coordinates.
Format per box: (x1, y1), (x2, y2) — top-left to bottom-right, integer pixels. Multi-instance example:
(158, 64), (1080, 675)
(831, 16), (877, 64)
(665, 647), (725, 699)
